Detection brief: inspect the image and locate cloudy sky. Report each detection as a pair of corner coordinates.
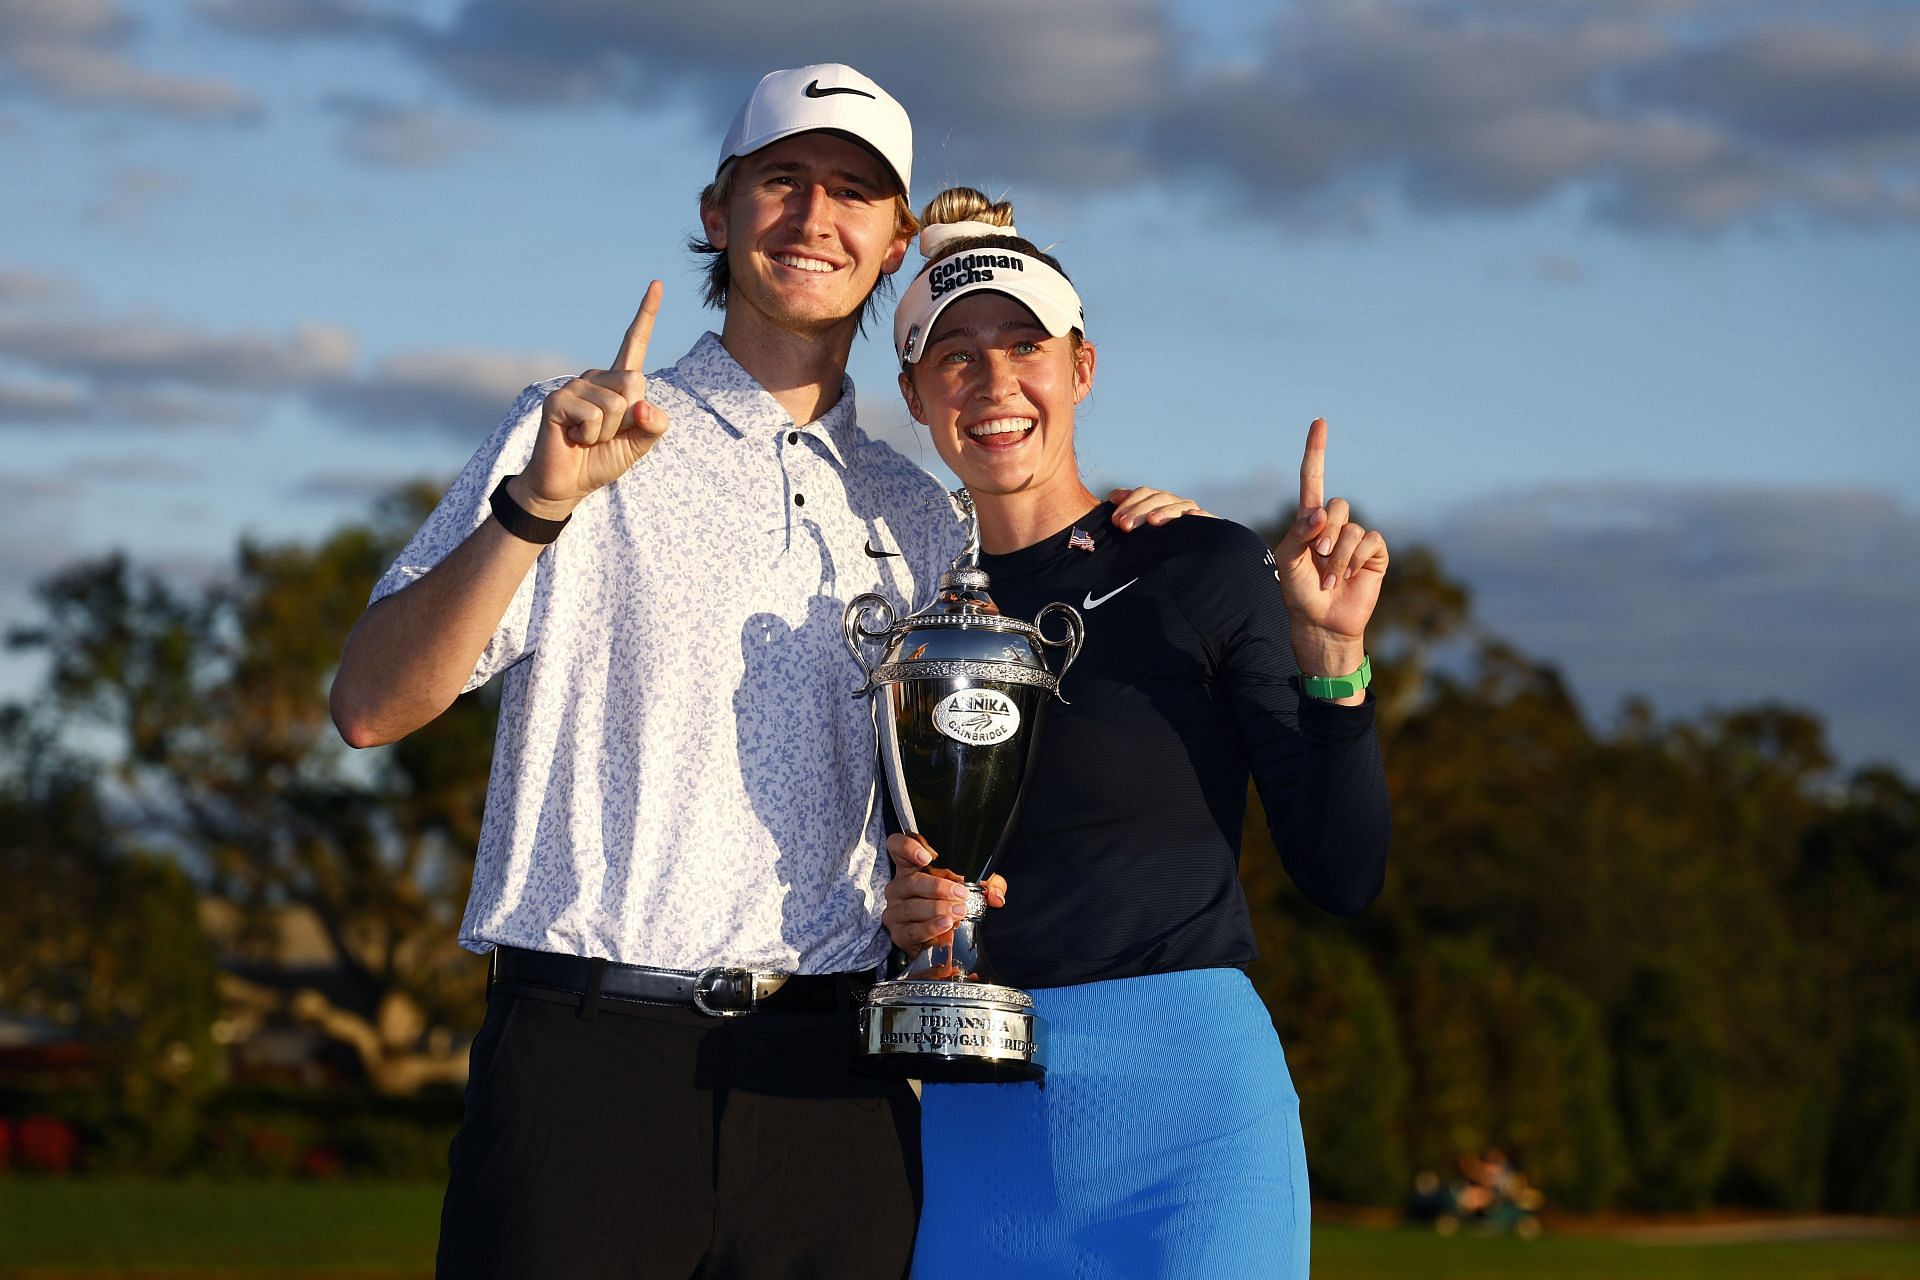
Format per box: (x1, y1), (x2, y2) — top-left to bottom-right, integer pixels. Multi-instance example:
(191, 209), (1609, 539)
(3, 0), (1917, 773)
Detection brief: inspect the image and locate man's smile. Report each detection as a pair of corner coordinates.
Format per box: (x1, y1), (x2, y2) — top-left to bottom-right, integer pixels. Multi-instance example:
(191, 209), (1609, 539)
(772, 253), (838, 274)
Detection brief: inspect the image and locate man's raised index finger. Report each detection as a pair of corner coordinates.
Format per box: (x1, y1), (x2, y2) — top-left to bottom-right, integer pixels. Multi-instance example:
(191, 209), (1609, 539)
(1298, 417), (1328, 513)
(613, 279), (664, 373)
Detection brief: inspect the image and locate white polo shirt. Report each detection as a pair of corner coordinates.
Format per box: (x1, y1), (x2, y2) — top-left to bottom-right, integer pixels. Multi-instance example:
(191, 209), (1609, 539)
(373, 332), (961, 974)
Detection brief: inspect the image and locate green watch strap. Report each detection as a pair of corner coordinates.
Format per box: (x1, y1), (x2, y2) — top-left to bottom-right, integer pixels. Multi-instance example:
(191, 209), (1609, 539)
(1301, 654), (1372, 700)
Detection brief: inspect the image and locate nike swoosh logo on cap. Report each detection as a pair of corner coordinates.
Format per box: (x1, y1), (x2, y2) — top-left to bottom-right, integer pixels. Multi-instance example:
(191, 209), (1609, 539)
(805, 80), (876, 100)
(864, 541), (901, 558)
(1082, 579), (1139, 609)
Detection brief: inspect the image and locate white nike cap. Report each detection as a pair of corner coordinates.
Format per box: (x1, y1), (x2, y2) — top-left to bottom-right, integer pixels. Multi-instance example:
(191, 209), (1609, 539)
(718, 63), (912, 199)
(894, 247), (1085, 364)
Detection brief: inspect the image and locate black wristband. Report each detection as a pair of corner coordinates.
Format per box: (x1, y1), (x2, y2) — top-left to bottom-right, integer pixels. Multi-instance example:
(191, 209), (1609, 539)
(489, 475), (571, 545)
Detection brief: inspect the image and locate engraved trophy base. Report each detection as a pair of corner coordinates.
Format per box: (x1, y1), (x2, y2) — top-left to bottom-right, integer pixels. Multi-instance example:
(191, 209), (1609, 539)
(855, 979), (1048, 1083)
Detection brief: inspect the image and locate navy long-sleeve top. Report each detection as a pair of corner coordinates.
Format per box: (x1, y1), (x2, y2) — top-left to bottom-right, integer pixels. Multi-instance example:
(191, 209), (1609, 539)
(973, 502), (1390, 989)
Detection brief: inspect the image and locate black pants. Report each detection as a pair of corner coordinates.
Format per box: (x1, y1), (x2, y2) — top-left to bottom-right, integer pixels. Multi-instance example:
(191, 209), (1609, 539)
(435, 986), (922, 1279)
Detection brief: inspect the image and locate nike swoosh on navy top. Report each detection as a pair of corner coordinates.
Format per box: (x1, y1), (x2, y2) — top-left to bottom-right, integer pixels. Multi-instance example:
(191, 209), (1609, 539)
(1082, 579), (1139, 609)
(805, 80), (875, 99)
(864, 541), (901, 558)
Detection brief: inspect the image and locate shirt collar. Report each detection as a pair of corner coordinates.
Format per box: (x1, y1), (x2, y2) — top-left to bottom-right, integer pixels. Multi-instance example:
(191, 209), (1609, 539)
(672, 332), (858, 468)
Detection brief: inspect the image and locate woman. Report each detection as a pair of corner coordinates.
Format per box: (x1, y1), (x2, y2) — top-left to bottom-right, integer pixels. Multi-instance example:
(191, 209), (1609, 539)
(884, 189), (1392, 1279)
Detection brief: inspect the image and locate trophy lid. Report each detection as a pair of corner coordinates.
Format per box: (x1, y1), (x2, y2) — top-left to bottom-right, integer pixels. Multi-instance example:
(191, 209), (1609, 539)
(891, 490), (1050, 675)
(913, 489), (1026, 630)
(844, 489), (1071, 693)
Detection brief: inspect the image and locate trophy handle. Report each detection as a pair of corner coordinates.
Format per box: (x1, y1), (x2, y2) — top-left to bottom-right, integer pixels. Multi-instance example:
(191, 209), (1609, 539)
(844, 592), (897, 694)
(1033, 601), (1085, 705)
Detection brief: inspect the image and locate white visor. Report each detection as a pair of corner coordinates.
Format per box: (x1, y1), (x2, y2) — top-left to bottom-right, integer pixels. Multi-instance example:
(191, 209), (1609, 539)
(894, 249), (1085, 364)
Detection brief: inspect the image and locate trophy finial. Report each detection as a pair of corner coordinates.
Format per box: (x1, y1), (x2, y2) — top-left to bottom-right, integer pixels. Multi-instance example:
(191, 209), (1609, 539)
(953, 488), (980, 571)
(937, 487), (992, 607)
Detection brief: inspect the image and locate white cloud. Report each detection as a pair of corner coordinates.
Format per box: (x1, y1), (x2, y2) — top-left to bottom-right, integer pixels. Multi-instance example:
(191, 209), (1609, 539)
(309, 345), (569, 435)
(0, 0), (259, 118)
(1635, 22), (1920, 149)
(212, 0), (1181, 188)
(186, 0), (1920, 231)
(326, 94), (490, 169)
(0, 378), (82, 421)
(0, 293), (579, 437)
(0, 310), (356, 392)
(1151, 1), (1920, 230)
(292, 469), (424, 502)
(194, 0), (381, 40)
(84, 165), (189, 229)
(0, 267), (83, 305)
(1413, 482), (1920, 773)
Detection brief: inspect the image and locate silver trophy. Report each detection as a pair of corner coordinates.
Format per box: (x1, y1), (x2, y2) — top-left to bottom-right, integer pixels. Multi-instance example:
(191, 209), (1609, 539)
(843, 490), (1083, 1082)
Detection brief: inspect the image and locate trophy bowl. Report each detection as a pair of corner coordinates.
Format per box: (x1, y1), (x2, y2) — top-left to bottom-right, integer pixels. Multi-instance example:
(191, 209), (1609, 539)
(844, 491), (1082, 1083)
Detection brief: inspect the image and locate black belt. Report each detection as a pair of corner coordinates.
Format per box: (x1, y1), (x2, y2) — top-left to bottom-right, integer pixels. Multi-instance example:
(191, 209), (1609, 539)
(489, 945), (870, 1018)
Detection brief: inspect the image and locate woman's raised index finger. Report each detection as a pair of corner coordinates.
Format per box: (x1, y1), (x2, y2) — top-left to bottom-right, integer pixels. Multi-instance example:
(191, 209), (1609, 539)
(613, 280), (664, 373)
(1298, 417), (1328, 513)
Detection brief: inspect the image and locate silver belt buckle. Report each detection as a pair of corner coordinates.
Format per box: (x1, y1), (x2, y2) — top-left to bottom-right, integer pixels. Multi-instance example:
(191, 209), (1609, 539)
(692, 966), (756, 1017)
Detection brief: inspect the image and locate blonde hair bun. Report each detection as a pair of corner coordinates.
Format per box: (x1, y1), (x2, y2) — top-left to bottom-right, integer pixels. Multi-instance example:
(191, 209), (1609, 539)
(917, 188), (1020, 259)
(919, 186), (1015, 230)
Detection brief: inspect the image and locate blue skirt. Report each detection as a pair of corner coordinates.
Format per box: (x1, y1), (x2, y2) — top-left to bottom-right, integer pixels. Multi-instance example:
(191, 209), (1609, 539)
(912, 968), (1310, 1280)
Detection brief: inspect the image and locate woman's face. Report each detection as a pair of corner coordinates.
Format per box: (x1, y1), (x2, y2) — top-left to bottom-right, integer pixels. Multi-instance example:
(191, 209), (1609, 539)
(898, 291), (1096, 505)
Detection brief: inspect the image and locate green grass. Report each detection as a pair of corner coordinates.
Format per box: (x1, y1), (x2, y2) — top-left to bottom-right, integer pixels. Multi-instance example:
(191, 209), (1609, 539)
(2, 1182), (1917, 1278)
(1314, 1224), (1920, 1280)
(0, 1181), (441, 1275)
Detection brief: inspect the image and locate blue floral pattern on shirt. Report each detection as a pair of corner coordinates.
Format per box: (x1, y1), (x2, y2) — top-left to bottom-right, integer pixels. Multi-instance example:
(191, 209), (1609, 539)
(373, 332), (961, 973)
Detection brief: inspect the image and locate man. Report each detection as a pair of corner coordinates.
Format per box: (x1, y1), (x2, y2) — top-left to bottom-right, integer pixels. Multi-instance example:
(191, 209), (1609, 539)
(331, 64), (1188, 1278)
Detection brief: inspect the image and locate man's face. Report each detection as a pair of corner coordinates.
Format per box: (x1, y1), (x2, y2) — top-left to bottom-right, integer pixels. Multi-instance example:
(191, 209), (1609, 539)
(703, 132), (911, 337)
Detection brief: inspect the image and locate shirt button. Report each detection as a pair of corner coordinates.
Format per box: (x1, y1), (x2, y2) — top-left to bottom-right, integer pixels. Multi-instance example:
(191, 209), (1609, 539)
(794, 493), (805, 507)
(788, 432), (800, 444)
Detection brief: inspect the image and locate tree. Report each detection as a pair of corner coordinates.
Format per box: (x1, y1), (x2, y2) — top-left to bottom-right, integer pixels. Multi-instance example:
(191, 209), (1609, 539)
(1797, 767), (1920, 1037)
(1652, 708), (1835, 1209)
(1498, 973), (1625, 1211)
(1612, 963), (1731, 1209)
(1826, 1017), (1920, 1215)
(1393, 935), (1504, 1175)
(1357, 542), (1471, 741)
(1248, 921), (1409, 1206)
(0, 708), (219, 1167)
(9, 486), (493, 1093)
(1233, 519), (1920, 1215)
